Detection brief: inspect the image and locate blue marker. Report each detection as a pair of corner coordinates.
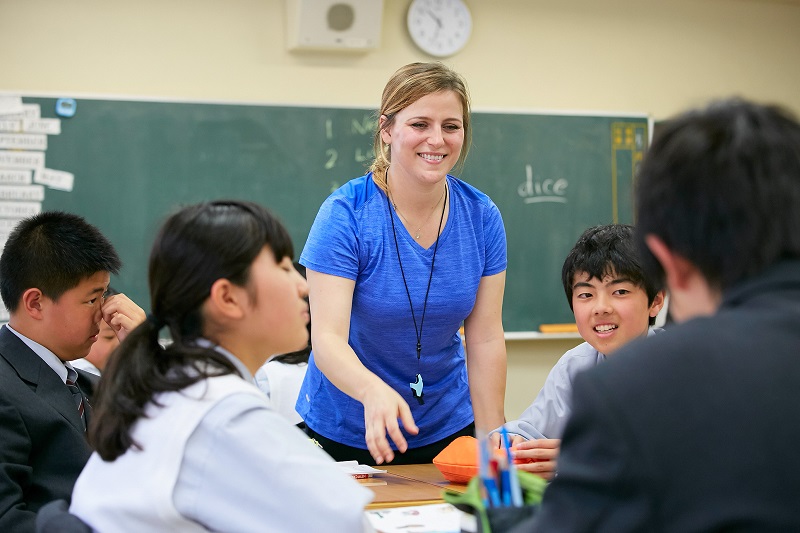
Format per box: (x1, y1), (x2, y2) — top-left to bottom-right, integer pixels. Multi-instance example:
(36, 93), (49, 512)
(483, 475), (502, 508)
(499, 458), (513, 506)
(500, 425), (524, 507)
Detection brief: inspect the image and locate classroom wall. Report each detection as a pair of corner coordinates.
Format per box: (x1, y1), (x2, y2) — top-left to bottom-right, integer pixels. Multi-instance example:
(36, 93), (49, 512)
(2, 0), (798, 418)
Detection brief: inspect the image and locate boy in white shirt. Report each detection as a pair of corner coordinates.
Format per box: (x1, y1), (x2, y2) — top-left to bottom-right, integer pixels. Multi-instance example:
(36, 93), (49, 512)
(493, 224), (664, 478)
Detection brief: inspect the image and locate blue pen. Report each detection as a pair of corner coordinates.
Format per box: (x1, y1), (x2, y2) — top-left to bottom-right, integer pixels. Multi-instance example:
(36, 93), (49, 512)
(484, 475), (503, 508)
(500, 425), (524, 507)
(499, 456), (513, 506)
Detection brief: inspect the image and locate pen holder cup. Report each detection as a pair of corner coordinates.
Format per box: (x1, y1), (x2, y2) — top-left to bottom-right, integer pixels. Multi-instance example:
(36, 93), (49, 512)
(483, 505), (538, 533)
(443, 469), (546, 533)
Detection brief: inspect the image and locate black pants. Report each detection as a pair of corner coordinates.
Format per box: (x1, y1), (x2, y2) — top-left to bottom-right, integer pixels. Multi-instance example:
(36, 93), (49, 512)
(305, 422), (476, 465)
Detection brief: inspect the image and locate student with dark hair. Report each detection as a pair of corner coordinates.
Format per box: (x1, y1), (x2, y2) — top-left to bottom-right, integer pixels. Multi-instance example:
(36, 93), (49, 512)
(491, 224), (664, 479)
(69, 201), (373, 532)
(0, 212), (144, 531)
(255, 262), (311, 427)
(528, 99), (800, 531)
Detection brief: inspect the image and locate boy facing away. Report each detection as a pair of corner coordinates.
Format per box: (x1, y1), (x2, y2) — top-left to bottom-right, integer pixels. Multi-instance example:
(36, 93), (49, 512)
(528, 98), (800, 532)
(0, 211), (144, 531)
(492, 224), (664, 478)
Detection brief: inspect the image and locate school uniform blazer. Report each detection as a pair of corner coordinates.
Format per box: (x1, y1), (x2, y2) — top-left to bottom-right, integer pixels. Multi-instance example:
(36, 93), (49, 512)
(0, 326), (95, 532)
(529, 259), (800, 532)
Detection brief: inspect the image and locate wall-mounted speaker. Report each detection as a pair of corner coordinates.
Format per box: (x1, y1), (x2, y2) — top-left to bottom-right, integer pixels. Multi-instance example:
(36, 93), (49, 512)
(286, 0), (384, 52)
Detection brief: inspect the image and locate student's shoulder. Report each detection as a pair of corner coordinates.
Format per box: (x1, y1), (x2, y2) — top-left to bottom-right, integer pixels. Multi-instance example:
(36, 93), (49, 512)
(560, 340), (603, 361)
(0, 355), (36, 415)
(0, 348), (28, 390)
(552, 341), (604, 375)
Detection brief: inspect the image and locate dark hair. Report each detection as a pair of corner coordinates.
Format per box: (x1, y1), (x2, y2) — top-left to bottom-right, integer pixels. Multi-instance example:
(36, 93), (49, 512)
(635, 98), (800, 291)
(89, 200), (294, 460)
(562, 224), (661, 324)
(0, 211), (120, 312)
(271, 262), (310, 365)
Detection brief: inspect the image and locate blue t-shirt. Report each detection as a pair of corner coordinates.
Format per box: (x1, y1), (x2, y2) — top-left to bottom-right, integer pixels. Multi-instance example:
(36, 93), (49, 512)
(299, 173), (507, 449)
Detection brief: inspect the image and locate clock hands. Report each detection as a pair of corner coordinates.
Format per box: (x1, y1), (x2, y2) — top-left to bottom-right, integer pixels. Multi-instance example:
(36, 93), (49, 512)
(424, 9), (443, 29)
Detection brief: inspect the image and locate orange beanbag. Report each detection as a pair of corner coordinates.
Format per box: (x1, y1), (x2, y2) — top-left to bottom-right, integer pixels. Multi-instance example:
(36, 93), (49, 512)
(433, 435), (535, 483)
(433, 435), (480, 483)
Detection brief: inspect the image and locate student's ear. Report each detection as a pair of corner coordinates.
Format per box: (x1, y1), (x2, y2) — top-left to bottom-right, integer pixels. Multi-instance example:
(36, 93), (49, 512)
(20, 288), (47, 320)
(645, 235), (696, 291)
(206, 278), (246, 322)
(649, 289), (666, 318)
(379, 115), (392, 145)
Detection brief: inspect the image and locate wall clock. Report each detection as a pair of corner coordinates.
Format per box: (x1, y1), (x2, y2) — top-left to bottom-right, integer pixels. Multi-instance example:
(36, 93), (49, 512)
(407, 0), (472, 57)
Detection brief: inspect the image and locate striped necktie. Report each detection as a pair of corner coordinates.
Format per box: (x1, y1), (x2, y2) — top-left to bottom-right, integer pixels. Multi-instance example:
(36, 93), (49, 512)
(65, 368), (86, 431)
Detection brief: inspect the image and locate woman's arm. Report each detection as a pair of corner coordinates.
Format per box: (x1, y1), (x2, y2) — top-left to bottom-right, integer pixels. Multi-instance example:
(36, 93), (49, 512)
(463, 271), (507, 433)
(307, 269), (418, 464)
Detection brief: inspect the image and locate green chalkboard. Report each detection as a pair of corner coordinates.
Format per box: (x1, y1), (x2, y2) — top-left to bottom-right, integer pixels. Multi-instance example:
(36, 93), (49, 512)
(19, 97), (647, 332)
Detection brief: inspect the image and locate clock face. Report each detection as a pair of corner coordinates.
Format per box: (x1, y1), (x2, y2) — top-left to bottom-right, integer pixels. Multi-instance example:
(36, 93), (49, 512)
(407, 0), (472, 57)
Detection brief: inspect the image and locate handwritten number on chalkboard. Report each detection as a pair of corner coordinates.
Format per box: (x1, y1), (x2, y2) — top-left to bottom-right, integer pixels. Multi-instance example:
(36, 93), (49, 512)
(325, 149), (338, 170)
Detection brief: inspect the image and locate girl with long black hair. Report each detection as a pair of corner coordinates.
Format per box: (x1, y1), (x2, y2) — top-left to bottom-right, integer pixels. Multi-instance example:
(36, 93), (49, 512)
(70, 200), (373, 532)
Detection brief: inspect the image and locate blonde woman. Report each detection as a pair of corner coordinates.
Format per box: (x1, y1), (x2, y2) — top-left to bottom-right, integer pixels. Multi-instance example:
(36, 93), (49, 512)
(300, 63), (508, 465)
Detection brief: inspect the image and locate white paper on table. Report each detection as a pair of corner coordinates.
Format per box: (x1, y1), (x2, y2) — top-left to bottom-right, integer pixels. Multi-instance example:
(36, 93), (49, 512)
(336, 460), (387, 477)
(365, 503), (462, 533)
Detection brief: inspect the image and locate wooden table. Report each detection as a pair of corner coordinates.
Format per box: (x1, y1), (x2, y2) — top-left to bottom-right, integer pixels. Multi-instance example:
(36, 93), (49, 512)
(364, 463), (468, 509)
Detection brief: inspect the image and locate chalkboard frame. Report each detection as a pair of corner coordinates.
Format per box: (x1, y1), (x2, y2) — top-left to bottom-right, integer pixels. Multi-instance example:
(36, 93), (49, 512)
(3, 94), (649, 333)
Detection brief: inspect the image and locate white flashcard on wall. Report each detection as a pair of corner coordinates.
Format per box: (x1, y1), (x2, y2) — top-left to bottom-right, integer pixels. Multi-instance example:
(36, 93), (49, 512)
(0, 120), (22, 133)
(0, 185), (45, 202)
(0, 218), (24, 232)
(0, 169), (32, 185)
(0, 133), (47, 151)
(34, 168), (74, 192)
(0, 96), (23, 116)
(0, 150), (45, 169)
(0, 103), (40, 120)
(0, 201), (41, 218)
(22, 118), (61, 135)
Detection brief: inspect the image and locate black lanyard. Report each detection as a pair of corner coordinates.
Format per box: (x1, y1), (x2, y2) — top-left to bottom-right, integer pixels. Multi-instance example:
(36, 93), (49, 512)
(386, 182), (448, 405)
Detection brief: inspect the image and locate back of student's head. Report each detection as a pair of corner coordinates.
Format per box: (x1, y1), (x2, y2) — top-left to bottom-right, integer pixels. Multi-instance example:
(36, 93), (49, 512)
(0, 211), (120, 313)
(90, 200), (293, 460)
(148, 200), (294, 344)
(636, 98), (800, 291)
(562, 224), (661, 322)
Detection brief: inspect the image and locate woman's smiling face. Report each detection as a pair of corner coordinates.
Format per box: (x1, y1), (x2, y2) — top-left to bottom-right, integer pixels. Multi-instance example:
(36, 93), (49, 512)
(380, 90), (464, 186)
